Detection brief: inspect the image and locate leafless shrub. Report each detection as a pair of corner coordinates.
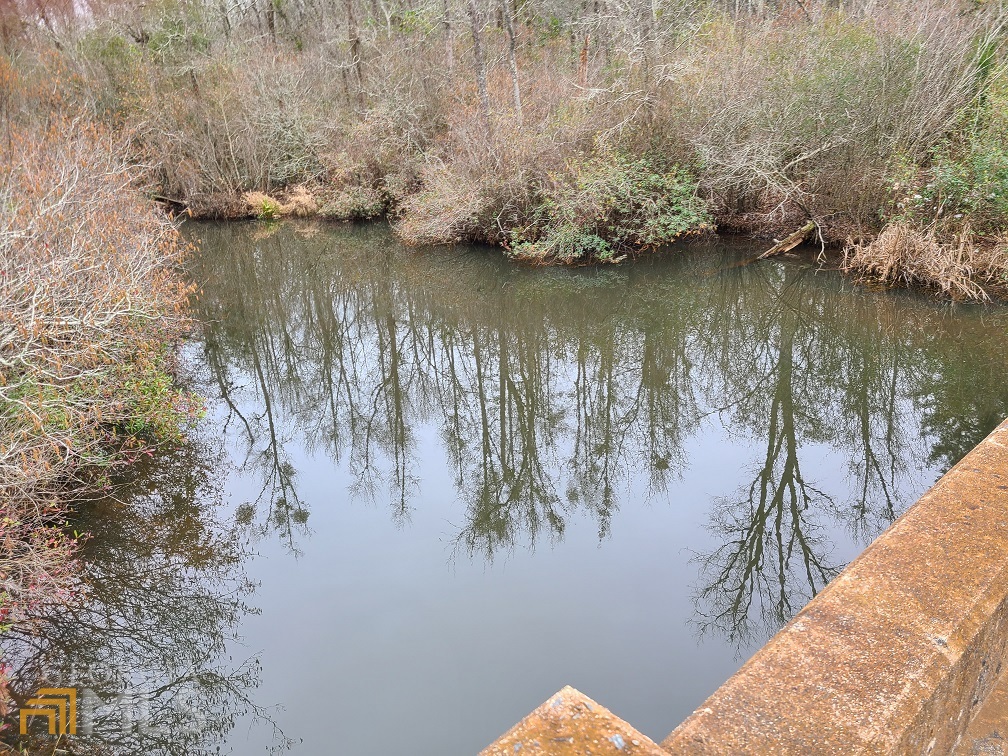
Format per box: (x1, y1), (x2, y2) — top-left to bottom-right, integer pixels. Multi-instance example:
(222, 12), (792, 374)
(0, 73), (196, 627)
(395, 163), (485, 244)
(678, 1), (995, 238)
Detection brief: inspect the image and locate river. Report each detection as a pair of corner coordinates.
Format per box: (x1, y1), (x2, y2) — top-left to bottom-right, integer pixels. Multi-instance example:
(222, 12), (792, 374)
(6, 221), (1008, 754)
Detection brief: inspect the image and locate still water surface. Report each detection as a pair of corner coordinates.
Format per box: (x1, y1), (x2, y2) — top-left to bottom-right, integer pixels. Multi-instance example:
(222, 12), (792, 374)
(7, 222), (1008, 754)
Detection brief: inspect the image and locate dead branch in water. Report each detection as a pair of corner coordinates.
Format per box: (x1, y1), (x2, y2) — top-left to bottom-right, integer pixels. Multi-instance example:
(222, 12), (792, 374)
(760, 221), (817, 259)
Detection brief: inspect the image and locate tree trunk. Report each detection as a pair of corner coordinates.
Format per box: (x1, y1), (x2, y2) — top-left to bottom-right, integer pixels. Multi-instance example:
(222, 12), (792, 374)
(467, 0), (492, 137)
(578, 33), (589, 88)
(501, 0), (522, 124)
(760, 221), (816, 258)
(443, 0), (454, 71)
(266, 0), (277, 44)
(345, 0), (365, 101)
(219, 1), (232, 38)
(640, 0), (655, 84)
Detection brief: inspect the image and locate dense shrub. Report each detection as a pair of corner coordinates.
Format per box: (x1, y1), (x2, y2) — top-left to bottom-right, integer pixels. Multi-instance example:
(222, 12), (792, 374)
(7, 0), (1008, 292)
(508, 151), (711, 262)
(672, 6), (990, 240)
(0, 67), (198, 630)
(844, 58), (1008, 299)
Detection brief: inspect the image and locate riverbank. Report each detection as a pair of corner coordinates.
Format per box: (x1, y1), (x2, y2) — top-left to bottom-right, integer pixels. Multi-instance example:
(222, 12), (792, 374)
(0, 63), (199, 718)
(176, 180), (1008, 301)
(6, 0), (1006, 299)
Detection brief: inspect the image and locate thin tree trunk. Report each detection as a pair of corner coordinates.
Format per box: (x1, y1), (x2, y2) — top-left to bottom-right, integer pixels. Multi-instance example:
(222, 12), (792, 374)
(578, 33), (589, 87)
(219, 1), (232, 38)
(443, 0), (454, 71)
(501, 0), (522, 123)
(467, 0), (492, 137)
(640, 0), (655, 84)
(345, 0), (365, 101)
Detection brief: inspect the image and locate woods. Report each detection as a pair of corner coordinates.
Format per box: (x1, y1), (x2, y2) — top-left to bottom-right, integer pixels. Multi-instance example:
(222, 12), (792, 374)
(0, 0), (1006, 703)
(1, 2), (1008, 749)
(0, 4), (1006, 672)
(0, 0), (1006, 294)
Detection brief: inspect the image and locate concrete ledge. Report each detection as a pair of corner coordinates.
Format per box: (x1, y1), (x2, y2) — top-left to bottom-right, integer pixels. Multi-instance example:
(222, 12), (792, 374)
(662, 418), (1008, 754)
(481, 421), (1008, 754)
(480, 686), (667, 755)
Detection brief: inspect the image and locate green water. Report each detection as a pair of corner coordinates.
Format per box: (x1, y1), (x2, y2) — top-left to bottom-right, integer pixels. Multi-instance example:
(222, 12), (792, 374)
(5, 221), (1008, 754)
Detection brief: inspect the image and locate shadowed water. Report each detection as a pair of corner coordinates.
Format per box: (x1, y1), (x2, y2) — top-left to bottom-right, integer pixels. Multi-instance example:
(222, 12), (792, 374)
(5, 221), (1008, 754)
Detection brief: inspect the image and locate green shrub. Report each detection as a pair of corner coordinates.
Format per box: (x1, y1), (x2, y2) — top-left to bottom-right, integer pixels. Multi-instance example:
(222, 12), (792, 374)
(257, 196), (281, 220)
(930, 145), (1008, 230)
(890, 66), (1008, 236)
(509, 150), (711, 263)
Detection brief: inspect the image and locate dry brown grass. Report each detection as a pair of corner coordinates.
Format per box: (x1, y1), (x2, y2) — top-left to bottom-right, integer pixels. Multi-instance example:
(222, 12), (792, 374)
(842, 222), (1008, 301)
(283, 185), (320, 217)
(242, 186), (320, 218)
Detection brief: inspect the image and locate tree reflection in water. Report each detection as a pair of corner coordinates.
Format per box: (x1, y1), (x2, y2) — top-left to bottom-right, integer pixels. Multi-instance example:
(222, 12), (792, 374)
(185, 221), (1008, 649)
(7, 223), (1003, 753)
(188, 222), (1008, 649)
(1, 434), (292, 755)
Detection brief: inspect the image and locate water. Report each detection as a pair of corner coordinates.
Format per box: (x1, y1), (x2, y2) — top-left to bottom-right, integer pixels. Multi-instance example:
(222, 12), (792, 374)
(5, 221), (1008, 755)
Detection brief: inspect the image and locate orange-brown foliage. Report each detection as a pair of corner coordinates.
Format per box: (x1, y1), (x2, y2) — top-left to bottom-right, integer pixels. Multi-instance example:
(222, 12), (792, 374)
(0, 65), (196, 627)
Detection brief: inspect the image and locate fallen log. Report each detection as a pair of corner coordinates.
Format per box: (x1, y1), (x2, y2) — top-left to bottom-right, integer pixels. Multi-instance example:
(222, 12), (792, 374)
(759, 220), (816, 259)
(151, 193), (189, 210)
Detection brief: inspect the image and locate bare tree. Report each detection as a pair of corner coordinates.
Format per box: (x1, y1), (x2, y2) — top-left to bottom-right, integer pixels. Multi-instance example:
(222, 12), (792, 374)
(443, 0), (454, 70)
(467, 0), (491, 136)
(501, 0), (522, 123)
(345, 0), (364, 100)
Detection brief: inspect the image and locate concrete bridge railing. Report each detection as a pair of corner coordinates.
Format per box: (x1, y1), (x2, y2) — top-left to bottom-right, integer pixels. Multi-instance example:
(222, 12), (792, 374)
(481, 419), (1008, 755)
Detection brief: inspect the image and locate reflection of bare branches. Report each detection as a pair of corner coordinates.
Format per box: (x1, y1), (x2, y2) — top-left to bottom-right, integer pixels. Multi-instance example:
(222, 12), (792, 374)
(449, 323), (568, 560)
(694, 429), (842, 646)
(1, 437), (292, 755)
(203, 341), (309, 553)
(188, 223), (1007, 648)
(695, 451), (840, 648)
(838, 346), (909, 543)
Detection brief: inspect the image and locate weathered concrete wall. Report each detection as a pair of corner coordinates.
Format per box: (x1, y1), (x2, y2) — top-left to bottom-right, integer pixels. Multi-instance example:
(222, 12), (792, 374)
(481, 419), (1008, 754)
(955, 658), (1008, 754)
(661, 418), (1008, 754)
